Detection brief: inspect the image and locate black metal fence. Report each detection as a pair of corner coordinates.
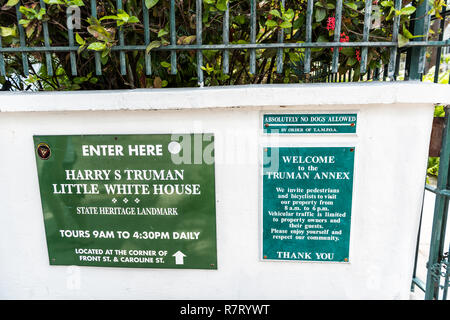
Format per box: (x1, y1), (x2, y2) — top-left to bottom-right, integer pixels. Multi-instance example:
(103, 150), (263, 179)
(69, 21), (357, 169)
(0, 0), (449, 86)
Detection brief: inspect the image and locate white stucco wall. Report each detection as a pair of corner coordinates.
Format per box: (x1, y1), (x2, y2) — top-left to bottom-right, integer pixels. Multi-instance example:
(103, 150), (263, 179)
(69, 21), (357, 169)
(0, 83), (448, 299)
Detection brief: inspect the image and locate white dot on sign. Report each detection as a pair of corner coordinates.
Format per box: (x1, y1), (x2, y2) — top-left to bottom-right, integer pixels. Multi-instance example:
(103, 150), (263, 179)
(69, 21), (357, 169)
(168, 141), (181, 154)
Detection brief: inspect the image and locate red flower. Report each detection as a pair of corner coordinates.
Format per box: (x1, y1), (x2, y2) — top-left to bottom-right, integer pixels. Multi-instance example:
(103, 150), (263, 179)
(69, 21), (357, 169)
(326, 17), (335, 31)
(356, 49), (361, 62)
(331, 32), (349, 52)
(340, 32), (349, 43)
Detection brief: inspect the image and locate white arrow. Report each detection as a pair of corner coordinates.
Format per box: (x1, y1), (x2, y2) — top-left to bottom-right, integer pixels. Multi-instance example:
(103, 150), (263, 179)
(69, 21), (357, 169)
(172, 251), (186, 265)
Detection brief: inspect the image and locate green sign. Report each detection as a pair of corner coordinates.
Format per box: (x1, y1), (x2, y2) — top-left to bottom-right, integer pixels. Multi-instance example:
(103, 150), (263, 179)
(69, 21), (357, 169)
(263, 113), (357, 134)
(262, 147), (355, 262)
(34, 134), (217, 269)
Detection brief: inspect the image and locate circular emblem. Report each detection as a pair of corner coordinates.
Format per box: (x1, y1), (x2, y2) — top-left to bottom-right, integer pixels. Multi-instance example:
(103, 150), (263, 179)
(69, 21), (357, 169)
(37, 143), (51, 160)
(168, 141), (182, 154)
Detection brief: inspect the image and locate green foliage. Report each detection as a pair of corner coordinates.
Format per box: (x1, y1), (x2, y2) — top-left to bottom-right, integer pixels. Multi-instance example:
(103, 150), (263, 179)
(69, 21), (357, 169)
(423, 56), (449, 178)
(0, 0), (444, 90)
(427, 157), (440, 177)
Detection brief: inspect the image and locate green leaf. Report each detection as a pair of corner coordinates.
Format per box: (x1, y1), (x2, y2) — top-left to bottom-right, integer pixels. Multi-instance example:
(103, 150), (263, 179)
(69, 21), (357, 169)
(280, 21), (292, 28)
(347, 57), (357, 66)
(36, 8), (46, 20)
(345, 2), (357, 10)
(99, 15), (120, 21)
(269, 10), (281, 19)
(380, 1), (393, 7)
(3, 0), (19, 8)
(101, 48), (110, 58)
(25, 24), (35, 38)
(44, 0), (64, 4)
(315, 8), (326, 22)
(402, 25), (414, 39)
(216, 0), (228, 11)
(341, 47), (354, 56)
(234, 15), (246, 25)
(145, 0), (159, 9)
(87, 42), (106, 51)
(77, 44), (86, 55)
(400, 6), (416, 16)
(75, 32), (85, 45)
(116, 9), (129, 19)
(68, 0), (84, 6)
(127, 16), (139, 23)
(398, 34), (409, 48)
(19, 6), (36, 18)
(317, 35), (328, 42)
(18, 19), (30, 26)
(160, 61), (171, 68)
(157, 29), (169, 37)
(283, 8), (294, 21)
(182, 35), (196, 44)
(145, 40), (161, 54)
(265, 20), (278, 28)
(87, 24), (111, 42)
(0, 26), (17, 37)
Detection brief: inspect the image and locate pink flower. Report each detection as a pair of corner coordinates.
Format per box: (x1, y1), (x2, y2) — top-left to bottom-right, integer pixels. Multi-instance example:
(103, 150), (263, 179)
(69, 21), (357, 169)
(326, 17), (335, 31)
(331, 32), (349, 52)
(340, 32), (349, 43)
(356, 49), (361, 62)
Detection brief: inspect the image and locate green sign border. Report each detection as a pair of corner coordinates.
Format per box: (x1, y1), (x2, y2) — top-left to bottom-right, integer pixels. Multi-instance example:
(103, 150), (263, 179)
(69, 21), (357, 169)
(260, 146), (355, 263)
(33, 134), (218, 270)
(263, 113), (358, 134)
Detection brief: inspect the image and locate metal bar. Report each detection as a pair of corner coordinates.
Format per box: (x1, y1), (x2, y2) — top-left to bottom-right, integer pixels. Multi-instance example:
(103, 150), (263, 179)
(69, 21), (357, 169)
(411, 178), (427, 292)
(360, 0), (372, 74)
(443, 243), (449, 300)
(0, 35), (5, 76)
(412, 277), (426, 292)
(39, 0), (53, 76)
(276, 0), (285, 74)
(15, 4), (29, 76)
(196, 0), (203, 86)
(394, 49), (401, 80)
(425, 107), (450, 300)
(425, 185), (450, 197)
(1, 41), (449, 54)
(332, 0), (343, 73)
(303, 0), (313, 73)
(67, 6), (77, 76)
(409, 0), (431, 80)
(170, 0), (177, 75)
(116, 0), (126, 75)
(249, 0), (256, 74)
(90, 0), (102, 75)
(142, 0), (151, 75)
(442, 255), (450, 301)
(388, 0), (401, 79)
(430, 9), (450, 21)
(433, 8), (446, 83)
(222, 0), (229, 74)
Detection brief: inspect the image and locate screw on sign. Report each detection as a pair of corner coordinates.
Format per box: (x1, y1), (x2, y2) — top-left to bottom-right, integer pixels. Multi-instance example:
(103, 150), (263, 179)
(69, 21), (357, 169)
(37, 143), (51, 160)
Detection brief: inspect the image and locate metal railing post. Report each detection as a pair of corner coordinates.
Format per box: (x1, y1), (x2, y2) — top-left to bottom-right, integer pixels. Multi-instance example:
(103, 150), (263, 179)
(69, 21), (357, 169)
(409, 0), (431, 80)
(425, 107), (450, 300)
